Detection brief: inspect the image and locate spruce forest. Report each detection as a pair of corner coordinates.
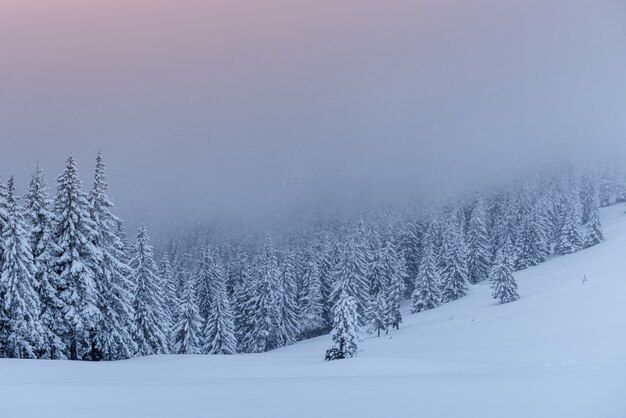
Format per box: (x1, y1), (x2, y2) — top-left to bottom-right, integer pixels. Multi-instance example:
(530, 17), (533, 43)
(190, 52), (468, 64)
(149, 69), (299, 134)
(0, 153), (619, 361)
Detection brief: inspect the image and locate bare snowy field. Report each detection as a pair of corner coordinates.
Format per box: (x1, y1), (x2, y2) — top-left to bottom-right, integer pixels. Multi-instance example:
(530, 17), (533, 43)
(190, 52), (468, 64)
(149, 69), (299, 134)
(1, 206), (625, 418)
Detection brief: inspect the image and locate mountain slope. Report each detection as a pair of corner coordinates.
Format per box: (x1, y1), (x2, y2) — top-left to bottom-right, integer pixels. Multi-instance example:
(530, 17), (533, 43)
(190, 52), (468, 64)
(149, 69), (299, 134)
(1, 206), (625, 418)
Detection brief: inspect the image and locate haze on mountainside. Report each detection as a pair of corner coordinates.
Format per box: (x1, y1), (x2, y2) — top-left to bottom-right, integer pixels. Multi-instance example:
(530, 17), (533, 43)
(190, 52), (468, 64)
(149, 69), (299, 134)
(0, 0), (625, 233)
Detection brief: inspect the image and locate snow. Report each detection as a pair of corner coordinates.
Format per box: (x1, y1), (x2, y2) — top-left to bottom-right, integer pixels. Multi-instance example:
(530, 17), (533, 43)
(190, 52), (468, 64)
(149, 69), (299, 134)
(2, 206), (626, 418)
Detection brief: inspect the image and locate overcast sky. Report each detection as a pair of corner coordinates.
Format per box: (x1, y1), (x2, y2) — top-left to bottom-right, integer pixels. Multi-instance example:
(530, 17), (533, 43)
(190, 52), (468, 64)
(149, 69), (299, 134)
(1, 0), (625, 233)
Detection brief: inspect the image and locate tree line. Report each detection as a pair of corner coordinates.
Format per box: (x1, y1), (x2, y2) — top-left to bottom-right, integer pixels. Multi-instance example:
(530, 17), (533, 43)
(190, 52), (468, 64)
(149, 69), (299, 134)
(0, 155), (619, 361)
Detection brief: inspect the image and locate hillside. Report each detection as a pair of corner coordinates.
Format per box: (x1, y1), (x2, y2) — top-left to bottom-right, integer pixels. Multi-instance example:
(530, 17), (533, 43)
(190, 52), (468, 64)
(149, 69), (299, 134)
(1, 205), (625, 418)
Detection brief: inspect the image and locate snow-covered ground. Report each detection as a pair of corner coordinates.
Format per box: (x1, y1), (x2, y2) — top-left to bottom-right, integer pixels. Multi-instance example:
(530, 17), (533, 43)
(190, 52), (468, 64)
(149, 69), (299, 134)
(2, 206), (626, 418)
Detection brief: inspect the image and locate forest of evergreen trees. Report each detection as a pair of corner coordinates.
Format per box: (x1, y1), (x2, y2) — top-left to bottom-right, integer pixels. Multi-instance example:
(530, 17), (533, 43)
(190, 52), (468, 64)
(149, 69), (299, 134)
(0, 153), (621, 361)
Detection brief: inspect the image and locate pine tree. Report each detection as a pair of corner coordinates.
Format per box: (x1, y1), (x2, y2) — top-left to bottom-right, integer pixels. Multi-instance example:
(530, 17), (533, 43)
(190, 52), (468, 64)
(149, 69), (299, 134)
(172, 279), (203, 354)
(158, 257), (177, 326)
(233, 260), (256, 353)
(555, 187), (584, 255)
(1, 177), (46, 358)
(297, 258), (325, 338)
(331, 238), (368, 324)
(382, 240), (404, 330)
(515, 203), (548, 270)
(467, 197), (491, 283)
(318, 237), (337, 330)
(248, 239), (282, 352)
(440, 211), (470, 302)
(24, 166), (67, 359)
(325, 290), (360, 361)
(195, 248), (216, 324)
(581, 175), (603, 248)
(130, 226), (170, 355)
(203, 257), (236, 355)
(366, 292), (388, 337)
(490, 243), (520, 304)
(400, 220), (423, 296)
(51, 155), (102, 360)
(277, 250), (300, 346)
(88, 152), (137, 360)
(411, 222), (441, 313)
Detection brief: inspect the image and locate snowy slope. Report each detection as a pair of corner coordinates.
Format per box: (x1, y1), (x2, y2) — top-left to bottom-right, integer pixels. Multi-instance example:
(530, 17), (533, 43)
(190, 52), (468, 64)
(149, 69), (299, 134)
(2, 206), (626, 418)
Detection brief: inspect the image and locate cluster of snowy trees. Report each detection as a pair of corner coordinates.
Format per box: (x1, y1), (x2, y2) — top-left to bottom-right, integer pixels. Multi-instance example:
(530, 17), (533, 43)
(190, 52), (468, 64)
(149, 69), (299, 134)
(0, 155), (620, 361)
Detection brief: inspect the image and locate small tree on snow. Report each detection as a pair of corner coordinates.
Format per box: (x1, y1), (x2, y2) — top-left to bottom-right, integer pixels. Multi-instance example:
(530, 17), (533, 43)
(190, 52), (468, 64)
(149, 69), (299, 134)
(490, 244), (520, 304)
(325, 291), (360, 361)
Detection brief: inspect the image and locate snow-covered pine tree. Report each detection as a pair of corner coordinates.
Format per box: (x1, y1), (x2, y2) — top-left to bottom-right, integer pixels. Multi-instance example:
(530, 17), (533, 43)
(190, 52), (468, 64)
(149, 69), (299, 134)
(0, 177), (8, 270)
(298, 257), (325, 339)
(400, 219), (423, 297)
(365, 292), (387, 337)
(233, 259), (256, 353)
(88, 152), (137, 360)
(515, 203), (548, 270)
(383, 239), (404, 331)
(411, 221), (441, 313)
(467, 197), (491, 283)
(581, 174), (603, 248)
(171, 278), (204, 354)
(51, 155), (103, 360)
(331, 237), (368, 325)
(325, 290), (360, 361)
(202, 256), (236, 355)
(248, 238), (282, 352)
(555, 186), (584, 255)
(440, 210), (470, 302)
(490, 242), (520, 304)
(158, 256), (177, 326)
(195, 248), (216, 325)
(23, 166), (67, 359)
(277, 249), (300, 346)
(318, 236), (337, 329)
(1, 177), (46, 358)
(130, 225), (170, 355)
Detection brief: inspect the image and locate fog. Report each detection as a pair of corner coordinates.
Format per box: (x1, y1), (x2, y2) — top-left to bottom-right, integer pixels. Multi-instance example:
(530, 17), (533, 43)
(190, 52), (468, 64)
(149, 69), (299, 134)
(1, 0), (626, 234)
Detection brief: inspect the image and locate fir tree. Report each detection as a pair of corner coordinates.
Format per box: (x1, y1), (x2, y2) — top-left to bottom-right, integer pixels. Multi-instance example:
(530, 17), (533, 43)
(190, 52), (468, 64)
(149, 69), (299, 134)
(515, 204), (548, 270)
(555, 188), (584, 255)
(88, 152), (136, 360)
(277, 250), (300, 346)
(172, 279), (203, 354)
(158, 257), (177, 326)
(331, 238), (368, 324)
(1, 178), (46, 358)
(325, 290), (360, 361)
(233, 260), (256, 353)
(440, 211), (470, 302)
(297, 258), (325, 338)
(203, 257), (236, 355)
(248, 239), (282, 352)
(366, 292), (388, 337)
(195, 248), (216, 324)
(51, 155), (102, 360)
(467, 197), (491, 283)
(490, 243), (520, 304)
(130, 226), (170, 355)
(581, 175), (603, 248)
(382, 240), (404, 330)
(24, 166), (67, 359)
(411, 222), (441, 313)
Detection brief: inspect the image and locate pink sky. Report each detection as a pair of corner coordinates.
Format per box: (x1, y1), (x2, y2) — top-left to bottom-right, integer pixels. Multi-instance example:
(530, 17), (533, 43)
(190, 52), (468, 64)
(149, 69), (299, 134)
(1, 1), (625, 229)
